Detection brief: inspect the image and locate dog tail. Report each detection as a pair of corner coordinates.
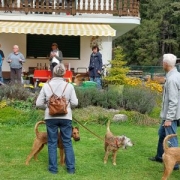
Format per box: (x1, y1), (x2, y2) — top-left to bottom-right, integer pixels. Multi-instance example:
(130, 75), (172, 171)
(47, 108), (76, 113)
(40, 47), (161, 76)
(35, 120), (46, 137)
(106, 120), (111, 132)
(163, 134), (177, 152)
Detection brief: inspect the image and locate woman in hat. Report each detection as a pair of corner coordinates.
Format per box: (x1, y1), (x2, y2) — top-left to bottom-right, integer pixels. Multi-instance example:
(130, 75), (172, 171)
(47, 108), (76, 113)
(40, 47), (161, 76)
(49, 43), (63, 75)
(36, 63), (78, 174)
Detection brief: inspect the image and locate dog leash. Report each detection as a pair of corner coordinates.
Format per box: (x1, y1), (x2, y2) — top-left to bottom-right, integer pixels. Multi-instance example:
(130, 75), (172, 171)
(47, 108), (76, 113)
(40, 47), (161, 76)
(72, 116), (105, 142)
(72, 116), (120, 148)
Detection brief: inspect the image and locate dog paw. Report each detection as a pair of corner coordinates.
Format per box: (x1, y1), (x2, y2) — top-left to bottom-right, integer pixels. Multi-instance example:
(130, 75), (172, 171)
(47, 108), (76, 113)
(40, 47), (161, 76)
(113, 162), (117, 166)
(104, 161), (107, 164)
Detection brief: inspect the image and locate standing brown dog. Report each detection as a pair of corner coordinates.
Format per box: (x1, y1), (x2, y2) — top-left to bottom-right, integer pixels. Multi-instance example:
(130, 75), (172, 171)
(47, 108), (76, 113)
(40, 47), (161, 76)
(162, 134), (180, 180)
(25, 120), (80, 165)
(104, 121), (133, 165)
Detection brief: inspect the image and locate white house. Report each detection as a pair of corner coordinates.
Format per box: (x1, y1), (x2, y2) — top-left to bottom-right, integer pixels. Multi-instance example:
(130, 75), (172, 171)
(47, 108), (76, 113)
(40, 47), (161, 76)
(0, 0), (140, 79)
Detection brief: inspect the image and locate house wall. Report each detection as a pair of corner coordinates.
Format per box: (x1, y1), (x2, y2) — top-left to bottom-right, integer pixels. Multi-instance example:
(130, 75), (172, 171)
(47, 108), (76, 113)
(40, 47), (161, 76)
(0, 33), (112, 74)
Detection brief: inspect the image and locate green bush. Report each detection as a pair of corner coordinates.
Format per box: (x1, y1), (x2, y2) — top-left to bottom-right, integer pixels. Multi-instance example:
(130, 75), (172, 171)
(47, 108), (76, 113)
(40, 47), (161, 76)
(0, 106), (44, 125)
(0, 84), (33, 101)
(10, 98), (34, 111)
(122, 85), (158, 114)
(119, 110), (159, 126)
(75, 87), (123, 109)
(73, 106), (117, 124)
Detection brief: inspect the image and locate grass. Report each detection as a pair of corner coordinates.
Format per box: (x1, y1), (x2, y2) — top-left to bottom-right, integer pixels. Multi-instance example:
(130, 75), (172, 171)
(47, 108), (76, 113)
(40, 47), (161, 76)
(0, 121), (180, 180)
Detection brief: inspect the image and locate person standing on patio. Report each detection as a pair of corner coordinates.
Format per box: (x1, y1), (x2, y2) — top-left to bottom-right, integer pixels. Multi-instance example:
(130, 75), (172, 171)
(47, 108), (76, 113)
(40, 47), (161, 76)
(88, 46), (103, 89)
(149, 53), (180, 171)
(49, 43), (63, 76)
(0, 44), (5, 83)
(7, 45), (25, 84)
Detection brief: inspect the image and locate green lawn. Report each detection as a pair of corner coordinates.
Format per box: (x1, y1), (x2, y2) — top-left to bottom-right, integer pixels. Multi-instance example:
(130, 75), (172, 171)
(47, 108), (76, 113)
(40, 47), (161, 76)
(0, 122), (180, 180)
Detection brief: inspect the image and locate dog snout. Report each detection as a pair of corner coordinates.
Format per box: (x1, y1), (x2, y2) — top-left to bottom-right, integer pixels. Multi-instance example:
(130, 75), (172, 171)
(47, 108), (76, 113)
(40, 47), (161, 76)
(74, 137), (80, 141)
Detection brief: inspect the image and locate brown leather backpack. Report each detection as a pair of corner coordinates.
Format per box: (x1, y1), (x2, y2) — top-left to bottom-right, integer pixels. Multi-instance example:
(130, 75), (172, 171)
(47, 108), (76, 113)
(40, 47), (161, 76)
(47, 82), (68, 116)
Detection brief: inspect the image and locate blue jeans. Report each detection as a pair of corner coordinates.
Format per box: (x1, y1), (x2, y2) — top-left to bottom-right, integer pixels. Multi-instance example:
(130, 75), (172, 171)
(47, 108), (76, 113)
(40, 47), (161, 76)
(90, 77), (102, 89)
(156, 120), (178, 168)
(0, 66), (3, 82)
(46, 119), (75, 174)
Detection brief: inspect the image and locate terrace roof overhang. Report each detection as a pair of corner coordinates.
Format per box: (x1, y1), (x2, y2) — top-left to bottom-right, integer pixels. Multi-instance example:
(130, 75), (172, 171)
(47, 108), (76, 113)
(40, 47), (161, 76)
(0, 21), (116, 36)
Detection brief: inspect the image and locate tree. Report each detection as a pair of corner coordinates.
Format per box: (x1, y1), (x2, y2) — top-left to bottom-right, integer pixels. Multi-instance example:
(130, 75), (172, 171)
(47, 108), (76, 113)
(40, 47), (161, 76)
(114, 0), (180, 66)
(104, 47), (129, 85)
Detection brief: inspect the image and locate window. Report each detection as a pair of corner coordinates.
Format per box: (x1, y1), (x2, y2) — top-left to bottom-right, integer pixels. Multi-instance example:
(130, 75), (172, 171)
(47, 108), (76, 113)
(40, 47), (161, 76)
(27, 34), (80, 59)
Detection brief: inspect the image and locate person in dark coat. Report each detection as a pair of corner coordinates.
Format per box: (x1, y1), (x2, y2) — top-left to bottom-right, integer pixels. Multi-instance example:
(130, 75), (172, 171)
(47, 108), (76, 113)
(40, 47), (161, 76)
(88, 46), (103, 89)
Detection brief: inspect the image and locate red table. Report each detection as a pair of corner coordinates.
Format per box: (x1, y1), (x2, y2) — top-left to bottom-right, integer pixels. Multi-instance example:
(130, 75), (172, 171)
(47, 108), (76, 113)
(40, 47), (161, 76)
(33, 70), (72, 82)
(33, 70), (52, 82)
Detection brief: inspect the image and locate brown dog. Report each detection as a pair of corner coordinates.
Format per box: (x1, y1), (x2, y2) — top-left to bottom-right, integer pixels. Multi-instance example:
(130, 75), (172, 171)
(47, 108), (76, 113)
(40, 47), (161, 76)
(104, 121), (133, 165)
(162, 134), (180, 180)
(25, 120), (80, 165)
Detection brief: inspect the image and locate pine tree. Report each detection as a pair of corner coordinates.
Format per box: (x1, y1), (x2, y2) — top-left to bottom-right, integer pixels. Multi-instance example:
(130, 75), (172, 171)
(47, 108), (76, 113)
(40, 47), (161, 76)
(104, 47), (129, 85)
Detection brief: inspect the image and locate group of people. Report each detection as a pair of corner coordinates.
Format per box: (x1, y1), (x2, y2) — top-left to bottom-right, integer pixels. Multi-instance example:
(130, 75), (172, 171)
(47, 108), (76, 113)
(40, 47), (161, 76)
(36, 53), (180, 175)
(0, 42), (103, 89)
(1, 42), (180, 175)
(0, 43), (63, 84)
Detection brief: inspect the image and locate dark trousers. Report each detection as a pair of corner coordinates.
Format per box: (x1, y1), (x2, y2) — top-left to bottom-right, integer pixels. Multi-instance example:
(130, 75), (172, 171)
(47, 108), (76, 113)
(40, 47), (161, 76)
(156, 120), (178, 168)
(46, 119), (75, 174)
(50, 63), (58, 77)
(10, 68), (22, 84)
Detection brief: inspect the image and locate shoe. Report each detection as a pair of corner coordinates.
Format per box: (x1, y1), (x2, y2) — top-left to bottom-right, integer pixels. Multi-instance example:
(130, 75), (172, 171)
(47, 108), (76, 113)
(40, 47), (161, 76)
(68, 171), (75, 174)
(149, 157), (163, 163)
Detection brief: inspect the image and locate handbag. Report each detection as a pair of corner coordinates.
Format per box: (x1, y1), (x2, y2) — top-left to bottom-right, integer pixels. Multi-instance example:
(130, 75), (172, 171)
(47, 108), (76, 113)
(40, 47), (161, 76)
(47, 82), (68, 116)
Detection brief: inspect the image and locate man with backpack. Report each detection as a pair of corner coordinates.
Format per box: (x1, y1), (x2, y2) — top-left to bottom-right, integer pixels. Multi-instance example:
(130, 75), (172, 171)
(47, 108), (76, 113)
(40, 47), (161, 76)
(0, 44), (5, 83)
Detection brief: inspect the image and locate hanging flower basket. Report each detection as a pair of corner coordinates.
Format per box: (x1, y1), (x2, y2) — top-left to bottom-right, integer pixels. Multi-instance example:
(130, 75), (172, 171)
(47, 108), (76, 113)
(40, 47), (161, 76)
(90, 36), (103, 50)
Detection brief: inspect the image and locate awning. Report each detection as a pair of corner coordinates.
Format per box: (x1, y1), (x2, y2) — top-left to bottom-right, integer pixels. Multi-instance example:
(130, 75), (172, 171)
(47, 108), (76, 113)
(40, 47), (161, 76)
(0, 21), (116, 36)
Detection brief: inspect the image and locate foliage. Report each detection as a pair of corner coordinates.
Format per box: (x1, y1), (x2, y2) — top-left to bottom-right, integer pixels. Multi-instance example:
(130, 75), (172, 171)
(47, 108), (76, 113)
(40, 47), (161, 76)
(104, 47), (129, 85)
(119, 110), (159, 126)
(0, 84), (33, 101)
(73, 106), (117, 124)
(10, 98), (35, 111)
(0, 106), (44, 125)
(75, 85), (159, 114)
(114, 0), (180, 65)
(149, 106), (161, 119)
(126, 77), (163, 93)
(122, 85), (158, 114)
(0, 100), (7, 109)
(75, 87), (123, 109)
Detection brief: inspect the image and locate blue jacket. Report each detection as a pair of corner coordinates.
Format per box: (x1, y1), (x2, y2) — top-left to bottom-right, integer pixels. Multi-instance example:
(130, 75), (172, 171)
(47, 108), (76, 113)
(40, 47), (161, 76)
(88, 52), (103, 77)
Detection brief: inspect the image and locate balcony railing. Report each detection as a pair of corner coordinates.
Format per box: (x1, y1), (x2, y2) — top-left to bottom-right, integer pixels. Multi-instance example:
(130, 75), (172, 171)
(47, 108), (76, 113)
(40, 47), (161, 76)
(0, 0), (140, 17)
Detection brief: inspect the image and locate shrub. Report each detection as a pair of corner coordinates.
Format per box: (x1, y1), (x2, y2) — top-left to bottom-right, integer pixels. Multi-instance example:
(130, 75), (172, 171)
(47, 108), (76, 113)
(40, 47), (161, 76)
(75, 87), (123, 109)
(73, 106), (117, 124)
(122, 85), (158, 114)
(0, 106), (44, 125)
(10, 98), (34, 111)
(104, 46), (129, 85)
(0, 84), (33, 101)
(119, 110), (159, 126)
